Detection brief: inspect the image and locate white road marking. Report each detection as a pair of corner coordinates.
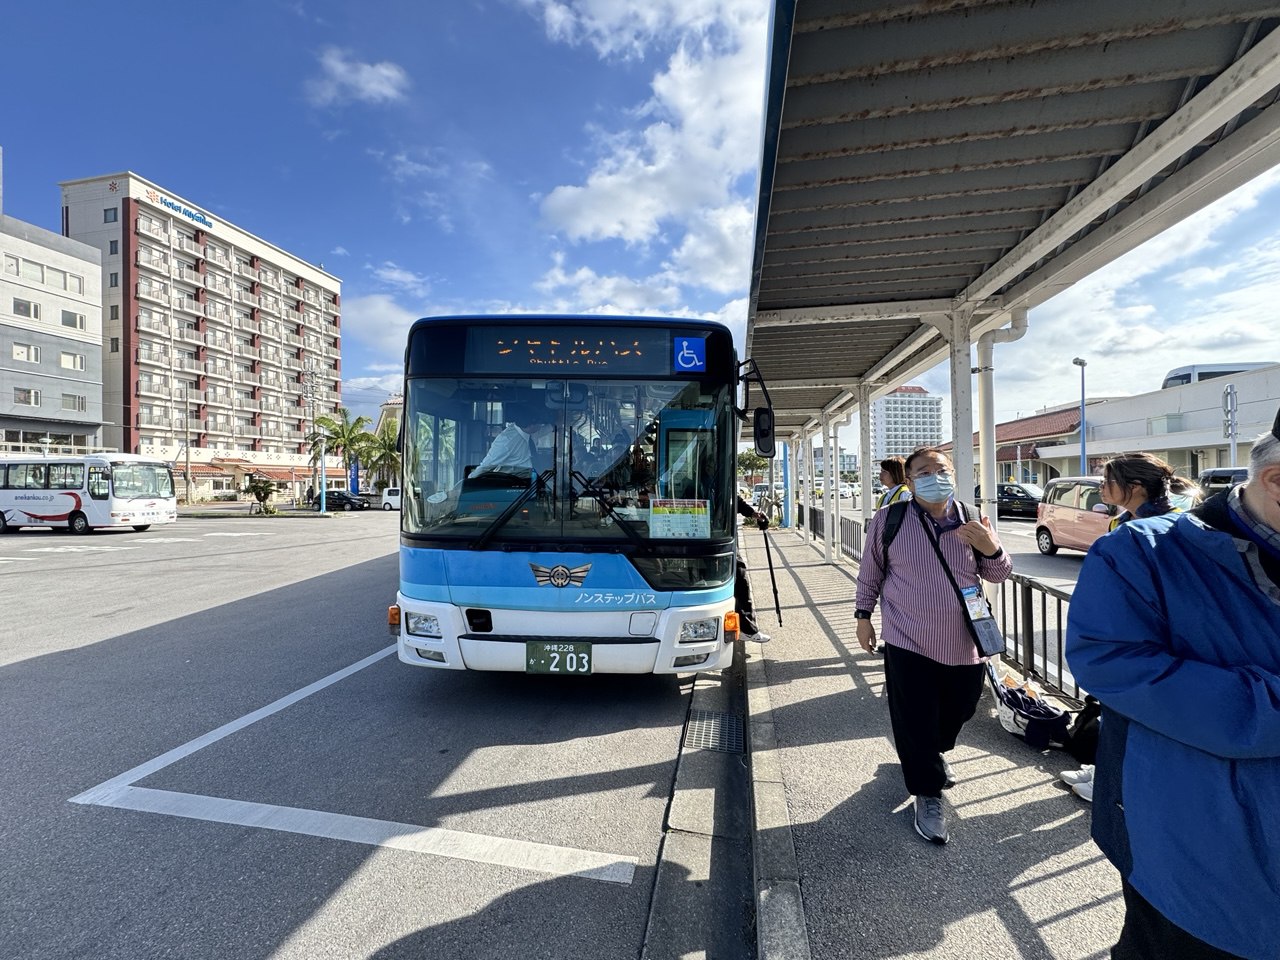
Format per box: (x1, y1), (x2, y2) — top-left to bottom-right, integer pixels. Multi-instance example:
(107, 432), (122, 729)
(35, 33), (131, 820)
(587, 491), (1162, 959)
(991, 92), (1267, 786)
(26, 545), (136, 553)
(68, 644), (638, 884)
(82, 786), (636, 884)
(0, 557), (39, 563)
(202, 532), (274, 537)
(128, 537), (203, 543)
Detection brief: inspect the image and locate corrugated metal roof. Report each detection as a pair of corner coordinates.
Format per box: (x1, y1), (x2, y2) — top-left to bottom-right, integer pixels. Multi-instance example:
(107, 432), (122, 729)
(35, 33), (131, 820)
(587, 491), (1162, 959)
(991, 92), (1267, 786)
(749, 0), (1280, 438)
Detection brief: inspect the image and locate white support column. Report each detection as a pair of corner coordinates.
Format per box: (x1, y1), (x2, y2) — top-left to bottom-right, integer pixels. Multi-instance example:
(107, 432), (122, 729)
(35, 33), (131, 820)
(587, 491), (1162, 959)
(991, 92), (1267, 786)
(821, 416), (833, 563)
(806, 432), (817, 543)
(976, 306), (1028, 534)
(859, 384), (873, 529)
(924, 309), (976, 494)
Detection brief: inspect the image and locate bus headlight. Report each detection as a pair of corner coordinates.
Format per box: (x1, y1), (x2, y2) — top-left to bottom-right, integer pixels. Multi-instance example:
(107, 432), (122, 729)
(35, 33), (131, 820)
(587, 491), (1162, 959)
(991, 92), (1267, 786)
(678, 618), (719, 643)
(405, 612), (442, 638)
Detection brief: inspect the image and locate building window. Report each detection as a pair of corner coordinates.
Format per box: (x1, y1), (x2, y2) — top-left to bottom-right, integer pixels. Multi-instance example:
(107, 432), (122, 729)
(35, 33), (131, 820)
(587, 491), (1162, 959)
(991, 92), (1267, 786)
(61, 310), (86, 330)
(60, 352), (86, 371)
(21, 259), (43, 283)
(46, 266), (67, 290)
(109, 272), (119, 288)
(12, 297), (39, 320)
(104, 208), (118, 223)
(69, 274), (83, 294)
(109, 239), (119, 255)
(110, 337), (120, 353)
(110, 305), (119, 321)
(2, 254), (17, 276)
(12, 343), (40, 363)
(62, 394), (88, 413)
(14, 388), (41, 407)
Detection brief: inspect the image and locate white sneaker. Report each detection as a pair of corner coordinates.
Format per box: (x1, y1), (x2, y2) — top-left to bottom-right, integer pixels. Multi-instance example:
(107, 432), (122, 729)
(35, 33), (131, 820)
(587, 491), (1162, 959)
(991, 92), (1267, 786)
(742, 631), (772, 643)
(1059, 765), (1094, 786)
(1072, 779), (1094, 802)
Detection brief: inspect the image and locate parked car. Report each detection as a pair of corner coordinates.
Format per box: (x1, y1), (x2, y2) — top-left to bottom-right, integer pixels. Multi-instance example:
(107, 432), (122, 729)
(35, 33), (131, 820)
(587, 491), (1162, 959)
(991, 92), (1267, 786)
(838, 482), (856, 499)
(381, 487), (402, 510)
(752, 482), (771, 506)
(1198, 467), (1247, 499)
(975, 481), (1044, 518)
(317, 489), (370, 511)
(1035, 477), (1115, 555)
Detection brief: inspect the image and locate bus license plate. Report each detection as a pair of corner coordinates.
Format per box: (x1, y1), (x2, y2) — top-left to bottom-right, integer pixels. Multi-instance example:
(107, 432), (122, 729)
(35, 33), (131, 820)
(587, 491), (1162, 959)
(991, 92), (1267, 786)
(526, 641), (592, 675)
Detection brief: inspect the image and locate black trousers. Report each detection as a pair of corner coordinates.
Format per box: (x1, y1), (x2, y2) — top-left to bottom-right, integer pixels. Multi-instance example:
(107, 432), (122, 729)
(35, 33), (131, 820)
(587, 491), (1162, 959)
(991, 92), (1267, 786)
(883, 643), (985, 797)
(1113, 880), (1245, 960)
(735, 556), (761, 635)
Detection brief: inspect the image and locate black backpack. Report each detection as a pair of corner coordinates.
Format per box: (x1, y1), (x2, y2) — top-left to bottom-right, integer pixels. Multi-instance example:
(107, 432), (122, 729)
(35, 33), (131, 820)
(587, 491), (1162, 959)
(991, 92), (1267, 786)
(880, 498), (982, 572)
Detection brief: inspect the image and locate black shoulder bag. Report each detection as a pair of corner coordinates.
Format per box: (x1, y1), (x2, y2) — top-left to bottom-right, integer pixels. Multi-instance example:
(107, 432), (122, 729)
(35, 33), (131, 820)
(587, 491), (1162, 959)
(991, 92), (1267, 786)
(917, 509), (1007, 658)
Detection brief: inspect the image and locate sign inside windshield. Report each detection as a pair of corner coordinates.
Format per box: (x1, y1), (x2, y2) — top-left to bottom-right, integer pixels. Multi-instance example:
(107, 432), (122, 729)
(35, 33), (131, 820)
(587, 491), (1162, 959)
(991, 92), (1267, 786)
(465, 326), (673, 375)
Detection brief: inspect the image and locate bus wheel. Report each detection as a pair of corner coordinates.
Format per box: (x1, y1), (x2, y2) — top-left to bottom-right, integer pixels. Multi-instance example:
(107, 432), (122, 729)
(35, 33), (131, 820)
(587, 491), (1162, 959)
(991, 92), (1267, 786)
(69, 512), (91, 535)
(132, 525), (151, 532)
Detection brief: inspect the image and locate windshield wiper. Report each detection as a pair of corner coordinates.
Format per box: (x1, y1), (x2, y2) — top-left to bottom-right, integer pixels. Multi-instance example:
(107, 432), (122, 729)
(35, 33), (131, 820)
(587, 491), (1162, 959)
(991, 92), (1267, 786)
(471, 469), (553, 550)
(569, 470), (645, 545)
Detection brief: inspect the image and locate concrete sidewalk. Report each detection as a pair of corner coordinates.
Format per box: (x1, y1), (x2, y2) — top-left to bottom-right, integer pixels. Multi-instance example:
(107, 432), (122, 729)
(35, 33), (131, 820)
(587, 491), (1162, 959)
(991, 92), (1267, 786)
(741, 529), (1122, 960)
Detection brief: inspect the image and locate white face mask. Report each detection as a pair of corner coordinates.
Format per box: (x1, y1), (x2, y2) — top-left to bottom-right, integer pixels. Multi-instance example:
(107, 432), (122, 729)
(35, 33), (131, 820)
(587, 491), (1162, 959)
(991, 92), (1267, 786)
(912, 471), (955, 504)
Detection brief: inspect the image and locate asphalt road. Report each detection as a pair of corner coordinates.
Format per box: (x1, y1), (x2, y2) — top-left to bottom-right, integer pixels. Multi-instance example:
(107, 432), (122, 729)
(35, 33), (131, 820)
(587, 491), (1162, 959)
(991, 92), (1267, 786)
(0, 513), (739, 959)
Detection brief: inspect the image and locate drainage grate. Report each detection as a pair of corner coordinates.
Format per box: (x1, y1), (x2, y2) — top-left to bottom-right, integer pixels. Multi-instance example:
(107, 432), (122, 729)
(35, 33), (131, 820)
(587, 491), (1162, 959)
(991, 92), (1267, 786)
(684, 709), (744, 753)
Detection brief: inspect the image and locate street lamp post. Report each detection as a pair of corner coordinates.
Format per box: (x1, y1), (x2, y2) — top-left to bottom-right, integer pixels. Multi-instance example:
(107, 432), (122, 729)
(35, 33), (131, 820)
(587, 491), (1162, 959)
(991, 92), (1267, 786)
(1072, 357), (1087, 475)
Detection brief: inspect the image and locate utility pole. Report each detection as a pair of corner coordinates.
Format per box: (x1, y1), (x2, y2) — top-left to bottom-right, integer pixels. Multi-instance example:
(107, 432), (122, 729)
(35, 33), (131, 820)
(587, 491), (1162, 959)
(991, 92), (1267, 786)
(304, 359), (318, 503)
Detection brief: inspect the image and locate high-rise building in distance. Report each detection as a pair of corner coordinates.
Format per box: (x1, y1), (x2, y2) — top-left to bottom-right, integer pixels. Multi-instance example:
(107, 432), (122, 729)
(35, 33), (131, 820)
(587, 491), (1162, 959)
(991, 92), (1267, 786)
(870, 385), (942, 460)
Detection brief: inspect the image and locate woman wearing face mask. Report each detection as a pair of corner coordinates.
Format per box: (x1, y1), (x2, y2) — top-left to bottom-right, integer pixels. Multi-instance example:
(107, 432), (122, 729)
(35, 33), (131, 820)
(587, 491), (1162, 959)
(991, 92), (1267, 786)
(854, 447), (1011, 845)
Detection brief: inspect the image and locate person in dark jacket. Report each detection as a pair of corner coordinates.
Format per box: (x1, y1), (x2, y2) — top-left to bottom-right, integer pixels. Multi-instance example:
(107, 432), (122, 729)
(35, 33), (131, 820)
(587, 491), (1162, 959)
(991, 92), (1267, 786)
(736, 494), (771, 642)
(1065, 411), (1280, 960)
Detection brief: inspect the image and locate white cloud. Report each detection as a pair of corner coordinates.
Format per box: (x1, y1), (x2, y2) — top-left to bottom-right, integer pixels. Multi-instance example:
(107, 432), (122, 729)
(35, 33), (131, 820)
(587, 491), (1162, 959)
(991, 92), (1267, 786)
(331, 245), (349, 256)
(341, 293), (422, 356)
(515, 0), (755, 59)
(536, 252), (682, 312)
(369, 261), (432, 298)
(660, 202), (754, 294)
(306, 48), (410, 107)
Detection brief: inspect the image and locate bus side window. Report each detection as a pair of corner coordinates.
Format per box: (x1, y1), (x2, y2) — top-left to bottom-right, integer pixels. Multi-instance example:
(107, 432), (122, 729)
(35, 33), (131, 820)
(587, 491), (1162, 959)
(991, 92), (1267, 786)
(88, 467), (110, 500)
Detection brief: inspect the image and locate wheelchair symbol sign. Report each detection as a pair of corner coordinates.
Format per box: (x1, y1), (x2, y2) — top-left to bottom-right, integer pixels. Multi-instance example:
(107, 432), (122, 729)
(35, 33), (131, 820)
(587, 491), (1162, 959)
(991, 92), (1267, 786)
(673, 337), (707, 372)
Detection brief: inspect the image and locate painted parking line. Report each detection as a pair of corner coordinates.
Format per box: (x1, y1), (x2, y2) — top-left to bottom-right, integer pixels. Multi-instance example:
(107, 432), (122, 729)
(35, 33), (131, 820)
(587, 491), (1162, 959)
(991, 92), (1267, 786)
(69, 644), (637, 885)
(25, 545), (136, 553)
(129, 537), (203, 544)
(202, 532), (275, 538)
(83, 785), (635, 884)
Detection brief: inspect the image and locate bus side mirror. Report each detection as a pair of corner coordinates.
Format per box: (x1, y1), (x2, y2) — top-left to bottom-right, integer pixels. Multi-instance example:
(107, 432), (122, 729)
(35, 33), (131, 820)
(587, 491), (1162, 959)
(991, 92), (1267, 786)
(753, 407), (775, 459)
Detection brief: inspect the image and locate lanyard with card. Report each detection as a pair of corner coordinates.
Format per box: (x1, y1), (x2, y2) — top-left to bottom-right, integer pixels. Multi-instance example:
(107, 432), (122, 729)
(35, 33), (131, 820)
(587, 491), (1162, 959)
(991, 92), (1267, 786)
(919, 511), (1007, 657)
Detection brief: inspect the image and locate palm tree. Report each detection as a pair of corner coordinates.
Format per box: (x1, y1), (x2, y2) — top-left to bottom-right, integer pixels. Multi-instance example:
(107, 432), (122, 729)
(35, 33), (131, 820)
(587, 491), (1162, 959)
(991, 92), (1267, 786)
(309, 406), (373, 488)
(363, 418), (402, 489)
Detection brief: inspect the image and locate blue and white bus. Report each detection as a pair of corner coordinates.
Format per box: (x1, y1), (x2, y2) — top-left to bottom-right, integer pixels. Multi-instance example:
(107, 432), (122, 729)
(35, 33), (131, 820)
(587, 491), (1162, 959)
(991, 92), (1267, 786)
(389, 315), (773, 675)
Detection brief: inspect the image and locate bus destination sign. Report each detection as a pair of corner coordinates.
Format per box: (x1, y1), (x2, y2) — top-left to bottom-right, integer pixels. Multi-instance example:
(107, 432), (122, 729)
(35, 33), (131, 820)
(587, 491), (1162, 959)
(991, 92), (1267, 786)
(466, 325), (673, 375)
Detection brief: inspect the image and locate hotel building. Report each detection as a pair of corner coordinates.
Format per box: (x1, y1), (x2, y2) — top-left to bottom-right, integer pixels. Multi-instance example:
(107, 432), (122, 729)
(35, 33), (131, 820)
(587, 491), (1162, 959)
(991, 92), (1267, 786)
(59, 172), (343, 494)
(870, 385), (943, 461)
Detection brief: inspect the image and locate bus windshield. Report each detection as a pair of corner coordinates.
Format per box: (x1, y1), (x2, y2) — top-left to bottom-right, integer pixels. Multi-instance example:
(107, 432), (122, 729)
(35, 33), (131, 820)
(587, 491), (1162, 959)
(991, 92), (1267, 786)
(403, 376), (736, 544)
(111, 461), (176, 499)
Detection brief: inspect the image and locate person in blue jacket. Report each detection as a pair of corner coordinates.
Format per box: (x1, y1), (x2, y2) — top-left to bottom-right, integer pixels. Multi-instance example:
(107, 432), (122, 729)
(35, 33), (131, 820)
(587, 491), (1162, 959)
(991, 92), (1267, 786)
(1065, 410), (1280, 960)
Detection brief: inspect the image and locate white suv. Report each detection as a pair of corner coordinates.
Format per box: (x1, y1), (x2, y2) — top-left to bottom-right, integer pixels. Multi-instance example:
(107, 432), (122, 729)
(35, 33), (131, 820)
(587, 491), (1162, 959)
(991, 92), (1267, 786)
(381, 487), (402, 511)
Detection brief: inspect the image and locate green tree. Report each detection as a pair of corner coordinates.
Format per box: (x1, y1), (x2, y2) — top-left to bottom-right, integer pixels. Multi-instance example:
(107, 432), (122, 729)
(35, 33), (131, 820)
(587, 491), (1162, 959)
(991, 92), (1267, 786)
(363, 418), (402, 491)
(309, 406), (373, 486)
(244, 475), (278, 515)
(737, 450), (769, 482)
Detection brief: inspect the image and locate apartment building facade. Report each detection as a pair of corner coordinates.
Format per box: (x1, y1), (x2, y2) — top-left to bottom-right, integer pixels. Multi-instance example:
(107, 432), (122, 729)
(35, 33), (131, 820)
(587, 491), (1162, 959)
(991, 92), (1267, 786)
(59, 173), (343, 495)
(870, 384), (943, 460)
(1, 208), (104, 452)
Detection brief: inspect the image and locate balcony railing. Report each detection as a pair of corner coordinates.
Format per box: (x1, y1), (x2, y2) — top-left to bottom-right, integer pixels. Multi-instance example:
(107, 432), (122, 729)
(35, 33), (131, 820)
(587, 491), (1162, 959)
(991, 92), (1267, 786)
(138, 413), (177, 428)
(284, 332), (303, 347)
(259, 296), (281, 315)
(138, 379), (169, 397)
(236, 344), (260, 359)
(137, 252), (169, 272)
(235, 289), (260, 307)
(205, 335), (232, 352)
(137, 282), (169, 303)
(175, 357), (203, 372)
(236, 371), (261, 385)
(137, 348), (170, 365)
(175, 236), (204, 256)
(206, 365), (232, 379)
(136, 217), (167, 241)
(205, 304), (232, 322)
(172, 296), (201, 316)
(176, 388), (205, 404)
(172, 264), (201, 284)
(235, 262), (259, 280)
(136, 313), (169, 335)
(176, 328), (204, 346)
(205, 247), (231, 268)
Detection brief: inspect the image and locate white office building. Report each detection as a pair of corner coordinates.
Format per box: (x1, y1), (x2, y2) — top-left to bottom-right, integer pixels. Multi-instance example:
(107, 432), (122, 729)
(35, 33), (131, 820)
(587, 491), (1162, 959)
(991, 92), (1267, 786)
(59, 172), (344, 495)
(870, 385), (943, 460)
(2, 151), (104, 452)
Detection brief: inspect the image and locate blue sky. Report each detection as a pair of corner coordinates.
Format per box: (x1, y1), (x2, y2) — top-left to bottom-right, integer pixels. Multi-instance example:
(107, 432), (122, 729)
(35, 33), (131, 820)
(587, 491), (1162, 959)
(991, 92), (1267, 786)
(2, 0), (1279, 435)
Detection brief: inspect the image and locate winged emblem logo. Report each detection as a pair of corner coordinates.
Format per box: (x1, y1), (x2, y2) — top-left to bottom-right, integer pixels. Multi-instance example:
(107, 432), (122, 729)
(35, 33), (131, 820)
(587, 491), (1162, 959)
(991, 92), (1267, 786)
(530, 562), (591, 588)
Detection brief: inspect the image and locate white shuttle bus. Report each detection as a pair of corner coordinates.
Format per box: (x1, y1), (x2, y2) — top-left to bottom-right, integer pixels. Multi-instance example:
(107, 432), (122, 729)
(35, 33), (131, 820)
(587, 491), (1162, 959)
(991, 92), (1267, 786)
(0, 453), (177, 534)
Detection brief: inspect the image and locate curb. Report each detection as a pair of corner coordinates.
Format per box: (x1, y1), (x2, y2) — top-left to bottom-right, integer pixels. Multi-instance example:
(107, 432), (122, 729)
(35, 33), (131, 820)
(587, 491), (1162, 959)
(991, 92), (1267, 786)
(747, 653), (812, 960)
